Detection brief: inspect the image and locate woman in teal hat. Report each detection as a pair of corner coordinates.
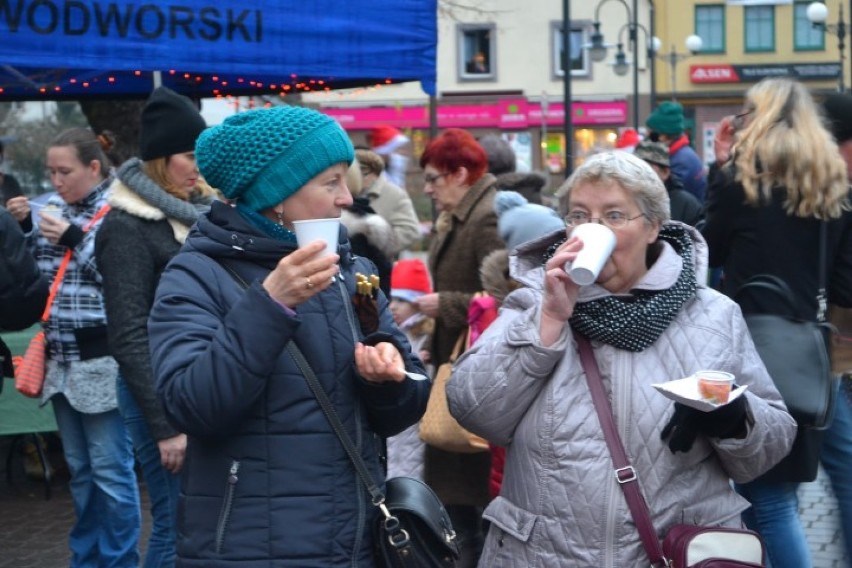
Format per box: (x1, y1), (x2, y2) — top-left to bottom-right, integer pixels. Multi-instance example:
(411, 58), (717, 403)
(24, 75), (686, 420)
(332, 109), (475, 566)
(147, 105), (431, 566)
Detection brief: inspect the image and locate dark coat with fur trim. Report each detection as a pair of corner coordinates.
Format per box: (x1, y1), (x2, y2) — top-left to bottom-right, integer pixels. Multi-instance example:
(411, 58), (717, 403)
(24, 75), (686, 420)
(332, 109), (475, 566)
(425, 173), (504, 507)
(341, 197), (396, 297)
(148, 201), (429, 567)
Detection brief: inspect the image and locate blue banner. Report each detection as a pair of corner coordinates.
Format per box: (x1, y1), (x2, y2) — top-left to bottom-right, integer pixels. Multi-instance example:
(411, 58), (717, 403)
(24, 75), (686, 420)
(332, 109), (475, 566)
(0, 0), (437, 97)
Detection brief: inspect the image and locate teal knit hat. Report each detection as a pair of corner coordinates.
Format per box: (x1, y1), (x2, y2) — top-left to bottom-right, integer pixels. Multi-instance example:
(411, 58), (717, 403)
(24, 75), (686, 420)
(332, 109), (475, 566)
(196, 106), (354, 211)
(646, 101), (685, 135)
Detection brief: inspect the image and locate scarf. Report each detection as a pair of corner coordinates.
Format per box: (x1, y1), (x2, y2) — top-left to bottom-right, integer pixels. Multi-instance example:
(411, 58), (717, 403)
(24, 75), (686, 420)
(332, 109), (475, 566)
(235, 203), (297, 244)
(116, 158), (213, 225)
(543, 224), (698, 352)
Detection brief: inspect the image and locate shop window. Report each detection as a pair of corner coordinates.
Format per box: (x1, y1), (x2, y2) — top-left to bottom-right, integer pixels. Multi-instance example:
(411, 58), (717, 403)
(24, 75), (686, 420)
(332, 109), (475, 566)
(458, 24), (496, 81)
(695, 5), (725, 54)
(744, 6), (775, 52)
(794, 1), (825, 51)
(551, 21), (590, 78)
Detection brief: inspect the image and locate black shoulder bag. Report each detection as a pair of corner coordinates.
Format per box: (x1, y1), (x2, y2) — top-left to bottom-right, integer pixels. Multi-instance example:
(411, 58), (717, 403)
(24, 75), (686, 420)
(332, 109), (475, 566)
(218, 261), (459, 568)
(734, 223), (837, 430)
(734, 223), (839, 482)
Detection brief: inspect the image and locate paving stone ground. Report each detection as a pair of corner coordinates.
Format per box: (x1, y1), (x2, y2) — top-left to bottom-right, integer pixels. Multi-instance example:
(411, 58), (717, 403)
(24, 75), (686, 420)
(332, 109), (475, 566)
(0, 435), (848, 567)
(799, 466), (850, 567)
(0, 436), (151, 568)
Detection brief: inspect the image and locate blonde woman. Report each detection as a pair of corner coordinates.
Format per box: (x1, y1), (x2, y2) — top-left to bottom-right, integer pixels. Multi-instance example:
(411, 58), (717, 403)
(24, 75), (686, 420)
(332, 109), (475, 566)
(703, 77), (852, 568)
(95, 87), (216, 568)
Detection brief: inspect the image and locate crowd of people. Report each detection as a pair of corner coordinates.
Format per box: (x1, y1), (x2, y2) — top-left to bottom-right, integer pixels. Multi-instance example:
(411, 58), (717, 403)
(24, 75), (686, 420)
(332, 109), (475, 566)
(0, 76), (850, 567)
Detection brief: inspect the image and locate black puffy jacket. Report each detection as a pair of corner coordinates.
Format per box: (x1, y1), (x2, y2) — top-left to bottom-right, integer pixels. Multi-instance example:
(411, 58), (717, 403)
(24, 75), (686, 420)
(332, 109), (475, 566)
(149, 202), (430, 567)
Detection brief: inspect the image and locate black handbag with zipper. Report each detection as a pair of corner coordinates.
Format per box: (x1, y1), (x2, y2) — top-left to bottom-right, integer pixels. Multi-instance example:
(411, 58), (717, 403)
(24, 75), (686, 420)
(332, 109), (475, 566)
(734, 223), (838, 482)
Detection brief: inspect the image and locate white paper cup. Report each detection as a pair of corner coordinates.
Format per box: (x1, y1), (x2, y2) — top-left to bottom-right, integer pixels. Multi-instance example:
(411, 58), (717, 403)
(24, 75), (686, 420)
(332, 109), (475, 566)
(564, 223), (617, 286)
(292, 218), (340, 258)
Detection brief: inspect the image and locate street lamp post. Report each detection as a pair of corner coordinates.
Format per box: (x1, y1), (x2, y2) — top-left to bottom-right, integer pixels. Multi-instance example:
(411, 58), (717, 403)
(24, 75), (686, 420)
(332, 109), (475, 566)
(563, 0), (573, 176)
(650, 35), (703, 102)
(587, 0), (641, 130)
(808, 1), (847, 93)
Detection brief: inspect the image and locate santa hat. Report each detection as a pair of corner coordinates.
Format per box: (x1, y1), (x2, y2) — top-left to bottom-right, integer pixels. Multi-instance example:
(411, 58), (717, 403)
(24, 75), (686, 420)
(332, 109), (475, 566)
(615, 128), (641, 151)
(390, 258), (432, 303)
(370, 125), (410, 155)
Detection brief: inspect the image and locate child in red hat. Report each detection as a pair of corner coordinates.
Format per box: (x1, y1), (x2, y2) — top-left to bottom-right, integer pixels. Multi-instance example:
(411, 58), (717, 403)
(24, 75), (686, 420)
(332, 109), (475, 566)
(386, 257), (434, 479)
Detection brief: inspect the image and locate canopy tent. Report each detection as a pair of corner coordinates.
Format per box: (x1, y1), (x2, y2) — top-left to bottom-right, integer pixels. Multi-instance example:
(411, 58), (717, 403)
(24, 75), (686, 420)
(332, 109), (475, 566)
(0, 0), (437, 101)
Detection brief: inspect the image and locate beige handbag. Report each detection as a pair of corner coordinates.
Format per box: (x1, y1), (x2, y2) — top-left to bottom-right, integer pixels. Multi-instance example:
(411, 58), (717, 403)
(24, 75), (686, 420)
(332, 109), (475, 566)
(419, 330), (489, 453)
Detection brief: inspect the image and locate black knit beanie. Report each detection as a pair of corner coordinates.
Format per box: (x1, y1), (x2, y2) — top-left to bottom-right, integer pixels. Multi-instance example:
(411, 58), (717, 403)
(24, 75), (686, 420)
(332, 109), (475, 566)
(139, 87), (207, 161)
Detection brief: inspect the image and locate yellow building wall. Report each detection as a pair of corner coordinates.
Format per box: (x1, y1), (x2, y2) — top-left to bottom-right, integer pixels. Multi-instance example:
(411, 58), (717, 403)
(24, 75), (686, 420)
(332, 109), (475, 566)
(654, 0), (842, 101)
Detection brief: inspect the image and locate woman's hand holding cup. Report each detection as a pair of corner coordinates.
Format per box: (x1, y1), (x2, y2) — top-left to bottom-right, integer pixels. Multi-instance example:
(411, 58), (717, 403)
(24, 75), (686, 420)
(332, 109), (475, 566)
(263, 240), (339, 308)
(539, 236), (583, 345)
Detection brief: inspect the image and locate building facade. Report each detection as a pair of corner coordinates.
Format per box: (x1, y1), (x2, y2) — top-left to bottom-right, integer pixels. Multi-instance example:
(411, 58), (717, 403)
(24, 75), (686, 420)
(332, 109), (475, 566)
(303, 0), (845, 194)
(656, 0), (846, 165)
(303, 0), (656, 188)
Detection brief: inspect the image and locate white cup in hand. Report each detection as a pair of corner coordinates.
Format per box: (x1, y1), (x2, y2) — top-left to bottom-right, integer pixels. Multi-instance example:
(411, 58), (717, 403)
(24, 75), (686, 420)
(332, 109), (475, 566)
(292, 218), (340, 258)
(564, 223), (616, 286)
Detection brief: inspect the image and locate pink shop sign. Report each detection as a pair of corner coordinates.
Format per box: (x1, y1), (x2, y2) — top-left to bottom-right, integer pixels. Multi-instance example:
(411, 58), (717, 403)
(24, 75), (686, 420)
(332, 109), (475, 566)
(324, 99), (626, 130)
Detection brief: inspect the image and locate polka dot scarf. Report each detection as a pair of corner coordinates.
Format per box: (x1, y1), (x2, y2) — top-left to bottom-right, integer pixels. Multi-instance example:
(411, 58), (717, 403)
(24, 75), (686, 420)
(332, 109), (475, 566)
(543, 224), (698, 352)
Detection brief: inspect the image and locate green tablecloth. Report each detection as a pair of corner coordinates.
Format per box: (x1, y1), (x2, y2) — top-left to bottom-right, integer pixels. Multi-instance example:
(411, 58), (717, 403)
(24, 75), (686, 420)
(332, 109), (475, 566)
(0, 326), (57, 435)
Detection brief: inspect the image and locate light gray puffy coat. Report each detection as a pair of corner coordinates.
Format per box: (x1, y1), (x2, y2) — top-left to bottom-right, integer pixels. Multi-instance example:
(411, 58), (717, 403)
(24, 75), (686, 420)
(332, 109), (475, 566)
(447, 223), (796, 567)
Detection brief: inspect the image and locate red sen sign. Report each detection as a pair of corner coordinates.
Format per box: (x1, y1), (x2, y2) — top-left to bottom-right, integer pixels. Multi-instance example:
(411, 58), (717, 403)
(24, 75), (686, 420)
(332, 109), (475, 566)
(690, 65), (739, 83)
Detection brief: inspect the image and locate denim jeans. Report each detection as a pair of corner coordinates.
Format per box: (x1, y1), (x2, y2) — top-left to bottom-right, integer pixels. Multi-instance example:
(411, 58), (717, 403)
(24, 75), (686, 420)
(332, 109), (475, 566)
(819, 385), (852, 559)
(117, 376), (180, 568)
(52, 394), (140, 568)
(736, 479), (812, 568)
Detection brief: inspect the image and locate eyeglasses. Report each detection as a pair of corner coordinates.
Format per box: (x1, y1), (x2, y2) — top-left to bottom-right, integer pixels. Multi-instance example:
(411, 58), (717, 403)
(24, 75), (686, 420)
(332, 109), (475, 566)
(732, 108), (754, 131)
(564, 211), (646, 229)
(423, 172), (448, 185)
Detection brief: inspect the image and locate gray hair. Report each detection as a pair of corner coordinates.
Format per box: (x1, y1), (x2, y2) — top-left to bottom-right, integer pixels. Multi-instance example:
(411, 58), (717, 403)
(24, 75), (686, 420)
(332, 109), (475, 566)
(555, 151), (670, 224)
(478, 134), (516, 175)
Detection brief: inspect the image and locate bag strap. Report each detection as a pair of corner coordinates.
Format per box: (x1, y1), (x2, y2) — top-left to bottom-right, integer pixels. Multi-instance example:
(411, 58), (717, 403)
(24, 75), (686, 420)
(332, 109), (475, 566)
(817, 221), (828, 323)
(40, 204), (111, 322)
(217, 260), (418, 563)
(449, 330), (467, 363)
(735, 221), (829, 324)
(573, 331), (667, 566)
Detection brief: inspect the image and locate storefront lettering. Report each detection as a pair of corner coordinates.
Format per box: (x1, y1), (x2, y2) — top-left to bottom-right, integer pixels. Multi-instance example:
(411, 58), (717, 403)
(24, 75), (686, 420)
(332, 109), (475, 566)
(0, 0), (263, 41)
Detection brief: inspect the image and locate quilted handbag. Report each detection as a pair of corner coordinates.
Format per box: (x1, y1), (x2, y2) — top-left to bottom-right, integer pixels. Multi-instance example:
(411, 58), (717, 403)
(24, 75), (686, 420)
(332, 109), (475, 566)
(15, 249), (71, 398)
(662, 525), (764, 567)
(419, 331), (489, 453)
(15, 331), (47, 398)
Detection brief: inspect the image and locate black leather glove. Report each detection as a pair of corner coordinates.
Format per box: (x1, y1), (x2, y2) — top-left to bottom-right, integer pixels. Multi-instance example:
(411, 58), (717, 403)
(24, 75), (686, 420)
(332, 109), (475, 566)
(660, 395), (748, 454)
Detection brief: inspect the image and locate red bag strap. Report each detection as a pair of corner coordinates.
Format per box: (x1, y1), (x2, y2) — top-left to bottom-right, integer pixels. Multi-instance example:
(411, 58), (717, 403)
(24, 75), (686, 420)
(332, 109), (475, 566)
(40, 204), (111, 322)
(573, 331), (667, 566)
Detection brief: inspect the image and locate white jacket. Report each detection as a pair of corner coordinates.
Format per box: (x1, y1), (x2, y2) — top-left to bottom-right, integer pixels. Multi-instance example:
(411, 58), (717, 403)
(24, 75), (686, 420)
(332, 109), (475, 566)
(447, 223), (796, 567)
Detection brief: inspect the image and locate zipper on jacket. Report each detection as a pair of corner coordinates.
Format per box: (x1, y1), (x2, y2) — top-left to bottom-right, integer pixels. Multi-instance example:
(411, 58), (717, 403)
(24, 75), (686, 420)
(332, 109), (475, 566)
(337, 276), (361, 343)
(336, 272), (369, 566)
(215, 460), (240, 555)
(350, 403), (367, 567)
